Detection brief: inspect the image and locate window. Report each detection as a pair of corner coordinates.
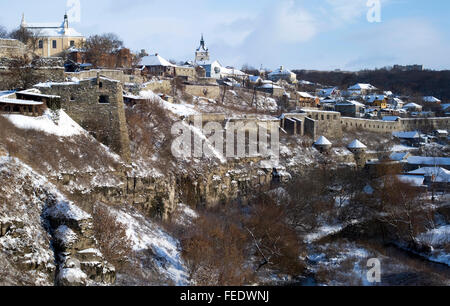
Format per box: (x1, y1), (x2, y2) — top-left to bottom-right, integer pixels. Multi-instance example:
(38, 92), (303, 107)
(70, 40), (75, 47)
(52, 40), (57, 49)
(99, 82), (103, 89)
(38, 40), (43, 49)
(99, 95), (109, 104)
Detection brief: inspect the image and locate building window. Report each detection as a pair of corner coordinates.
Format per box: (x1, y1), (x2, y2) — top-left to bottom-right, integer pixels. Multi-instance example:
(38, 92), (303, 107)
(52, 40), (57, 49)
(70, 40), (75, 47)
(38, 40), (43, 49)
(99, 95), (109, 104)
(99, 82), (103, 89)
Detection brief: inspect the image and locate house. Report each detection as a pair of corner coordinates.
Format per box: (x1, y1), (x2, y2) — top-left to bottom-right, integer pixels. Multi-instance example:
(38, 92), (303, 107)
(317, 87), (340, 98)
(268, 66), (297, 83)
(294, 92), (319, 108)
(200, 60), (247, 80)
(390, 97), (405, 110)
(348, 83), (377, 96)
(393, 131), (421, 147)
(406, 156), (450, 171)
(256, 83), (285, 97)
(390, 152), (412, 162)
(335, 100), (365, 118)
(403, 103), (423, 112)
(139, 53), (176, 77)
(408, 167), (450, 191)
(0, 89), (59, 116)
(433, 130), (448, 140)
(365, 94), (388, 109)
(248, 75), (262, 86)
(21, 13), (85, 57)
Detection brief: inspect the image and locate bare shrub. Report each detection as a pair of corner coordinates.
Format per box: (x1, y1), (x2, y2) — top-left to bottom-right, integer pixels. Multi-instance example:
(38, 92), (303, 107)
(180, 207), (253, 286)
(245, 194), (306, 276)
(125, 98), (174, 165)
(92, 204), (132, 271)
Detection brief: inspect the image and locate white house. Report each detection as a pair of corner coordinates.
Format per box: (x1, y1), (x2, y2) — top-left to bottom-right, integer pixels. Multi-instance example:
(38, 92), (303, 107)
(268, 66), (297, 83)
(347, 83), (377, 95)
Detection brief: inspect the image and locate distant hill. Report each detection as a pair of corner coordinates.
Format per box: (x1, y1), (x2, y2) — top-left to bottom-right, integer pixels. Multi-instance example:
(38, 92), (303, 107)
(293, 69), (450, 100)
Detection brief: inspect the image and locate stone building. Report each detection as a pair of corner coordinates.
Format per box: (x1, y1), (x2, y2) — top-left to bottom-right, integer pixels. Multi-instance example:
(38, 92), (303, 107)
(35, 75), (131, 161)
(21, 13), (85, 57)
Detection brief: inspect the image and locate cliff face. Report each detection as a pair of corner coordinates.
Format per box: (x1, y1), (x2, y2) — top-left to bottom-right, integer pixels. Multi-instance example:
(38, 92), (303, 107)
(0, 157), (115, 286)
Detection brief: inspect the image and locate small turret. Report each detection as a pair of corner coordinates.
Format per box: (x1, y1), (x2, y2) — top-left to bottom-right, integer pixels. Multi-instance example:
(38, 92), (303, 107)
(313, 136), (332, 153)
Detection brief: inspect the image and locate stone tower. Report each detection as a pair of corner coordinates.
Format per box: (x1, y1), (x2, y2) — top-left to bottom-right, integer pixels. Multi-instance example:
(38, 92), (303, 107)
(195, 34), (210, 63)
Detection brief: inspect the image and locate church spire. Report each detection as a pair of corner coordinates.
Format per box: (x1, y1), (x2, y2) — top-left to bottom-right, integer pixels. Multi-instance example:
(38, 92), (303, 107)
(64, 11), (69, 29)
(21, 13), (26, 28)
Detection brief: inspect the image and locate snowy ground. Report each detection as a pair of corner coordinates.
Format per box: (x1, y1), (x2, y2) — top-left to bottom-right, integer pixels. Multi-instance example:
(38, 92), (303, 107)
(111, 207), (190, 285)
(3, 109), (84, 137)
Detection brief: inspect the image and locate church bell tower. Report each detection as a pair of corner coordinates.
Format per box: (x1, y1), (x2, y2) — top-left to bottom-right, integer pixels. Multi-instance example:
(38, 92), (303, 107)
(195, 34), (210, 63)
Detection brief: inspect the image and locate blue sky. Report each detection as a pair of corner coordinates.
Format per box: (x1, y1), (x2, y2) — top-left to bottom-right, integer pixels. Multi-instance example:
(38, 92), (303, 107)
(1, 0), (449, 71)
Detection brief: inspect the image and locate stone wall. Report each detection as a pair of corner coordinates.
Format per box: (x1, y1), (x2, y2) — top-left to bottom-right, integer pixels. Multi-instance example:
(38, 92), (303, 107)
(184, 84), (221, 99)
(341, 117), (450, 133)
(36, 77), (131, 161)
(0, 57), (65, 90)
(142, 79), (172, 94)
(0, 39), (26, 58)
(66, 69), (145, 84)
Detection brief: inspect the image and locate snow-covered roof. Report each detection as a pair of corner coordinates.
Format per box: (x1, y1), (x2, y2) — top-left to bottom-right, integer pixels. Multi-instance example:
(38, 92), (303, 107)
(336, 100), (365, 107)
(403, 103), (422, 109)
(393, 131), (420, 139)
(318, 87), (339, 97)
(220, 66), (247, 76)
(0, 97), (43, 105)
(348, 83), (377, 91)
(390, 152), (410, 161)
(365, 94), (386, 103)
(314, 136), (332, 146)
(24, 20), (83, 38)
(297, 92), (315, 99)
(397, 175), (425, 187)
(257, 83), (283, 89)
(249, 75), (261, 82)
(17, 88), (60, 99)
(268, 66), (294, 76)
(423, 96), (441, 103)
(382, 116), (400, 122)
(141, 54), (176, 67)
(408, 167), (450, 183)
(435, 130), (448, 135)
(407, 156), (450, 166)
(348, 139), (367, 149)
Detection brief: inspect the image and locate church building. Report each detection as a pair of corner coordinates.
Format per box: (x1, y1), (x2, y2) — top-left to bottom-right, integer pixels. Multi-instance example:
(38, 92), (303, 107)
(20, 13), (85, 57)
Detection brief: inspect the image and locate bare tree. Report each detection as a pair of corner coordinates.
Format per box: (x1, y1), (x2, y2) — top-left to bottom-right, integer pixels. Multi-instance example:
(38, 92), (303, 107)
(82, 33), (124, 67)
(9, 27), (41, 53)
(0, 25), (8, 38)
(132, 49), (148, 66)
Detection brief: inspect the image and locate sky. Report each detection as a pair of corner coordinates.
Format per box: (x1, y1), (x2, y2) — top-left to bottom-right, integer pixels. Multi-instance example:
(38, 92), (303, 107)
(1, 0), (449, 71)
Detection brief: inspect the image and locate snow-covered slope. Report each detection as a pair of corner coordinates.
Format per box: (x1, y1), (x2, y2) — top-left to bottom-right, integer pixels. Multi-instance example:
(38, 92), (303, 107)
(3, 109), (84, 137)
